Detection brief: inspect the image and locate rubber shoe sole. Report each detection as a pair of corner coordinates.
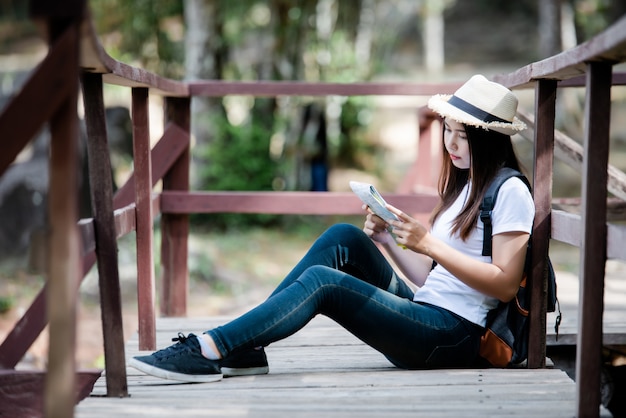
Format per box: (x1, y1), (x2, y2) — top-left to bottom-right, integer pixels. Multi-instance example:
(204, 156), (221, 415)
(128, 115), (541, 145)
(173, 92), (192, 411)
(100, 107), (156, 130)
(128, 357), (223, 383)
(220, 348), (269, 377)
(222, 365), (269, 377)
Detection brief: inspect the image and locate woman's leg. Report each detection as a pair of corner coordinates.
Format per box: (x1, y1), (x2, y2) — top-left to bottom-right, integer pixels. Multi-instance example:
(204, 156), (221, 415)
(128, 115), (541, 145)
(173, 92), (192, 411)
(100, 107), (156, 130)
(268, 223), (411, 297)
(214, 223), (413, 376)
(208, 222), (414, 359)
(207, 264), (482, 369)
(129, 223), (479, 381)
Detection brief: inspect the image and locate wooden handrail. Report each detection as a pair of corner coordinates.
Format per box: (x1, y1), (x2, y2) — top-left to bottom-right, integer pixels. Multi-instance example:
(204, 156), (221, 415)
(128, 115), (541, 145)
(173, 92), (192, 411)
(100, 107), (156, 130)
(160, 191), (439, 216)
(79, 11), (187, 97)
(493, 14), (626, 88)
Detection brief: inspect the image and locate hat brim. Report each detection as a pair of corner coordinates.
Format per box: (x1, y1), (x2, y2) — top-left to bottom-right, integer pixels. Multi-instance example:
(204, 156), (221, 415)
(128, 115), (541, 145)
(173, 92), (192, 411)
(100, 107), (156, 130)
(428, 94), (526, 136)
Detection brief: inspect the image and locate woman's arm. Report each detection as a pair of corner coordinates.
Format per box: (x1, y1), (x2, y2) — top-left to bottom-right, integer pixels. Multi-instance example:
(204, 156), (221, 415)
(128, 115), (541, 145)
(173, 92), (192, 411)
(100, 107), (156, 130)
(363, 211), (433, 287)
(386, 205), (528, 302)
(380, 234), (434, 288)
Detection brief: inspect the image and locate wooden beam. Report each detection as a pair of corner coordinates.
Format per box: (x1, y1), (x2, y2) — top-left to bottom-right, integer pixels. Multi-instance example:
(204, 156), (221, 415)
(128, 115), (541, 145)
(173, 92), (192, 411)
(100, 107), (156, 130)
(0, 290), (48, 369)
(547, 332), (626, 346)
(557, 72), (626, 88)
(551, 210), (580, 247)
(0, 370), (100, 418)
(160, 191), (439, 216)
(397, 112), (441, 195)
(78, 203), (142, 255)
(77, 9), (188, 97)
(607, 223), (626, 260)
(81, 72), (128, 397)
(576, 62), (612, 418)
(112, 123), (190, 209)
(528, 79), (557, 369)
(43, 18), (81, 418)
(517, 110), (626, 202)
(551, 209), (626, 261)
(132, 87), (157, 350)
(0, 25), (76, 176)
(160, 98), (191, 317)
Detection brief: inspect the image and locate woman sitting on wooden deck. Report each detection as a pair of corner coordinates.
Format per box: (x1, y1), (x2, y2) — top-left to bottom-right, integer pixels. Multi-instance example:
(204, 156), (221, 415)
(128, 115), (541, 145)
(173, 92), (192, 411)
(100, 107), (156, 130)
(129, 75), (534, 383)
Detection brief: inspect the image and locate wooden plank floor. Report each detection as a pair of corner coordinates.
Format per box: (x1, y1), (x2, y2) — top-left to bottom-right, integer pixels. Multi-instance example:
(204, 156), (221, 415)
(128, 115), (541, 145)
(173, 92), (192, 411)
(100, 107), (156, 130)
(75, 315), (611, 418)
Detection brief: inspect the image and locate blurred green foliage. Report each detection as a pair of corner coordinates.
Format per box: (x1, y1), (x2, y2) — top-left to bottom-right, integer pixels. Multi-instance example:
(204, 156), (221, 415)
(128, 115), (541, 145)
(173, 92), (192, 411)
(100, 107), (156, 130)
(199, 118), (276, 191)
(193, 113), (282, 229)
(0, 296), (13, 314)
(91, 0), (185, 78)
(574, 0), (620, 39)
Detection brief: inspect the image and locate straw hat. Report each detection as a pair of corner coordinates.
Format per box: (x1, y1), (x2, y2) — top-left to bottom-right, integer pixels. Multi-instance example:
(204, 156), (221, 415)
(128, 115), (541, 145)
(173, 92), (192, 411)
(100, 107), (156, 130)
(427, 74), (526, 135)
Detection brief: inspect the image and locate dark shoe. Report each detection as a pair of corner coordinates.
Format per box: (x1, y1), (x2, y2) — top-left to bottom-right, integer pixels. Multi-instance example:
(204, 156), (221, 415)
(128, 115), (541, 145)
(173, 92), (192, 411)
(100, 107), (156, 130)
(220, 347), (269, 377)
(128, 333), (223, 383)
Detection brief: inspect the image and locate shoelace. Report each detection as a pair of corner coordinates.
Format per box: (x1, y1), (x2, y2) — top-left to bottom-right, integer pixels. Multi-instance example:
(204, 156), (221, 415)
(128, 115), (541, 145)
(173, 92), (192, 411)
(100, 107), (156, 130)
(172, 332), (189, 344)
(151, 332), (192, 359)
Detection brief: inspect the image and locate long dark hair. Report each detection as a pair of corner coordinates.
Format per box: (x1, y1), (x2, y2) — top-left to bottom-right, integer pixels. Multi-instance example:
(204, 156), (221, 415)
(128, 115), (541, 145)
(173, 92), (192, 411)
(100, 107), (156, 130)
(429, 123), (524, 240)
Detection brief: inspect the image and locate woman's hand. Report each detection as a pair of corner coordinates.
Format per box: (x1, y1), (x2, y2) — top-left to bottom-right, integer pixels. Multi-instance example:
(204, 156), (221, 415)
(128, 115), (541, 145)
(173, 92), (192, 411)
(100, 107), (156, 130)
(384, 203), (529, 302)
(362, 205), (392, 244)
(386, 204), (431, 255)
(363, 203), (433, 287)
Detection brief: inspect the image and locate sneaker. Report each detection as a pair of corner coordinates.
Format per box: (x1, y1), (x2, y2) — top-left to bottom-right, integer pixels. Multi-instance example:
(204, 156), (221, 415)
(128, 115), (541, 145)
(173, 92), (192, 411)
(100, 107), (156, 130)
(128, 333), (223, 383)
(220, 347), (269, 377)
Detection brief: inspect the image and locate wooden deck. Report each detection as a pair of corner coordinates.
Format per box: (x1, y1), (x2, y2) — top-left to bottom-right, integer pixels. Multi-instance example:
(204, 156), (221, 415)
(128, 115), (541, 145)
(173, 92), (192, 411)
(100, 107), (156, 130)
(75, 315), (612, 417)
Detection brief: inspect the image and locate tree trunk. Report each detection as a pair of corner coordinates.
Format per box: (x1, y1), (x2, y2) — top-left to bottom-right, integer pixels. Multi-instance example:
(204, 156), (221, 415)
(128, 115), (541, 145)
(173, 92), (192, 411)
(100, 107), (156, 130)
(538, 0), (562, 58)
(355, 0), (375, 78)
(422, 0), (445, 74)
(184, 0), (226, 187)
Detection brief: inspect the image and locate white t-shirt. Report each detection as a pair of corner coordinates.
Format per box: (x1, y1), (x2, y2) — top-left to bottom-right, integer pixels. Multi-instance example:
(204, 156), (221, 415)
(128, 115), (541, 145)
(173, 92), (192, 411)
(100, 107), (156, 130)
(412, 177), (535, 327)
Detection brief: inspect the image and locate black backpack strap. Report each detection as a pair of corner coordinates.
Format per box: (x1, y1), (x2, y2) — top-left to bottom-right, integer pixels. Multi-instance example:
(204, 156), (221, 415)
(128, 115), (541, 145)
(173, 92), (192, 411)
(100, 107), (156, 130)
(480, 167), (530, 256)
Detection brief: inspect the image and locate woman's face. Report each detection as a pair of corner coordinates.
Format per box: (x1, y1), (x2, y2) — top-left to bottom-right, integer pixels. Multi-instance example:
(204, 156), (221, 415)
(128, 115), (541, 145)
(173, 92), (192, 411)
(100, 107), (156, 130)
(443, 118), (470, 170)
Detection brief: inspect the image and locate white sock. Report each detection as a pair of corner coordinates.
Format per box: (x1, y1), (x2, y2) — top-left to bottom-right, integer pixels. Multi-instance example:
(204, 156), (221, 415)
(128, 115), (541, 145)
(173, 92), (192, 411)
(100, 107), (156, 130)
(196, 335), (220, 360)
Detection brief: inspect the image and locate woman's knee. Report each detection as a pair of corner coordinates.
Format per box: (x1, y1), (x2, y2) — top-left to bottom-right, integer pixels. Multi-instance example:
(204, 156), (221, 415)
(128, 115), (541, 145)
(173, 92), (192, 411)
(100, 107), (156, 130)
(320, 223), (370, 248)
(296, 265), (355, 294)
(300, 265), (339, 284)
(323, 223), (363, 239)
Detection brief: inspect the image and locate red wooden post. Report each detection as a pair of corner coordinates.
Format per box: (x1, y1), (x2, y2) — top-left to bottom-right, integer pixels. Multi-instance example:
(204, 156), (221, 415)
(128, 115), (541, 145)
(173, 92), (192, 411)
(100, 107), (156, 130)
(161, 97), (191, 316)
(576, 62), (612, 418)
(42, 16), (81, 418)
(528, 79), (556, 369)
(132, 88), (157, 349)
(397, 108), (441, 195)
(81, 72), (128, 396)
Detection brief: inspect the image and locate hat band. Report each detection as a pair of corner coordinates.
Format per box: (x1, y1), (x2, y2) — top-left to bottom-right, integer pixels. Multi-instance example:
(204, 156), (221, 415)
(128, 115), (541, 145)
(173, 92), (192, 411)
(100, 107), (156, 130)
(448, 95), (509, 124)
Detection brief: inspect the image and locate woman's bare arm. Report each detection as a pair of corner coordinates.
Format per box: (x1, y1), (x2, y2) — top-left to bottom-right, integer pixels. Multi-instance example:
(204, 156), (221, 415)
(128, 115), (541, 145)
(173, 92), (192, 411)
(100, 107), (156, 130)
(363, 211), (433, 288)
(387, 205), (528, 302)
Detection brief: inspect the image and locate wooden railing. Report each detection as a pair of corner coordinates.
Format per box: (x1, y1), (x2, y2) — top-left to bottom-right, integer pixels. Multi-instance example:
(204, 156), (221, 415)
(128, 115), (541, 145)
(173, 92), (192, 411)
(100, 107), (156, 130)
(1, 1), (625, 417)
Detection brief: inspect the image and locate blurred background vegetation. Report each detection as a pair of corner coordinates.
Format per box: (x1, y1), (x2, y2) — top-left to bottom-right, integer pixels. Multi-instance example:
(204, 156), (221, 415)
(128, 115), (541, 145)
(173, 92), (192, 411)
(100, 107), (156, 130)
(2, 2), (624, 213)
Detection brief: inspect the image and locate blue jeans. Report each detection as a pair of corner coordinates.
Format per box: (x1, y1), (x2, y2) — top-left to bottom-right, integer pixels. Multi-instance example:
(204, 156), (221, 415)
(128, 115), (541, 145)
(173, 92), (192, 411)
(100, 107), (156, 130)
(207, 223), (483, 369)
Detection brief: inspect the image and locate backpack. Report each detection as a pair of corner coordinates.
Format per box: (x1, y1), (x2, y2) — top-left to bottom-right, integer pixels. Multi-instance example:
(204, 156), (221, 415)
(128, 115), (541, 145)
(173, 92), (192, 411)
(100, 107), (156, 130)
(478, 167), (561, 368)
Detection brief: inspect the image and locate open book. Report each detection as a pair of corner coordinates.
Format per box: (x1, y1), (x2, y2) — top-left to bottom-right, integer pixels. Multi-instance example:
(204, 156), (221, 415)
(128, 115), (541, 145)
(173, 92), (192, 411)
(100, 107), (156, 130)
(349, 181), (399, 223)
